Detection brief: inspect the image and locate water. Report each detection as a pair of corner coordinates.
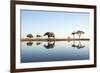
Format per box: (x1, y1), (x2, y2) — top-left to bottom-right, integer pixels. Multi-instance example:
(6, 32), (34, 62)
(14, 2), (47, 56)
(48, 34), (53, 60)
(21, 41), (90, 63)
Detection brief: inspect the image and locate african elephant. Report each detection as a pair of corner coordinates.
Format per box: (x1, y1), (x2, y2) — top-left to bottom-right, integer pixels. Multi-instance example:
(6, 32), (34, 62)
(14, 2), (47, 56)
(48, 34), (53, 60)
(44, 32), (55, 39)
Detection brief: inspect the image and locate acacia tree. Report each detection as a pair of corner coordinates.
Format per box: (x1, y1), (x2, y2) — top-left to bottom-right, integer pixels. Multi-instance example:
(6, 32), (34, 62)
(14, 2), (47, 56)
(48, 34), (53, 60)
(76, 30), (85, 39)
(36, 35), (42, 39)
(71, 32), (76, 40)
(27, 34), (33, 39)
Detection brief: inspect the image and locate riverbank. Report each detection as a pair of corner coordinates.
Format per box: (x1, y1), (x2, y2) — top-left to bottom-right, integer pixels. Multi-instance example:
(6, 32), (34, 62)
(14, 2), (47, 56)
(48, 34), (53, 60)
(21, 38), (90, 41)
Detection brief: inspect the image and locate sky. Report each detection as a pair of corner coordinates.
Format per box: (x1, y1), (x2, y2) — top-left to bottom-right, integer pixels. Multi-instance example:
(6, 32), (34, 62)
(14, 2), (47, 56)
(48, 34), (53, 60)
(21, 9), (90, 38)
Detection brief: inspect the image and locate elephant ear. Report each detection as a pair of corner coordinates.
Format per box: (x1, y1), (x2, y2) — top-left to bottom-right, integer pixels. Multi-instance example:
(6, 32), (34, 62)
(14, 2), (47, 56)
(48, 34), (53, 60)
(44, 33), (47, 36)
(44, 32), (49, 36)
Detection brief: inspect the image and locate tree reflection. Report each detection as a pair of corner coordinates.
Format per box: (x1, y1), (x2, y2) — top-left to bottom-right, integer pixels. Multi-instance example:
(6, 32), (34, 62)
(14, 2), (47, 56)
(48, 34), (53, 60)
(44, 41), (55, 49)
(72, 40), (76, 48)
(72, 40), (85, 49)
(25, 40), (85, 49)
(26, 42), (33, 46)
(36, 41), (42, 45)
(76, 41), (85, 49)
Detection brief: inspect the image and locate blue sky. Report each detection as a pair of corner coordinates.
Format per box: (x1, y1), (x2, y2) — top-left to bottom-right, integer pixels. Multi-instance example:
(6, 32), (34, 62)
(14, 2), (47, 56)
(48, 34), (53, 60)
(21, 10), (90, 38)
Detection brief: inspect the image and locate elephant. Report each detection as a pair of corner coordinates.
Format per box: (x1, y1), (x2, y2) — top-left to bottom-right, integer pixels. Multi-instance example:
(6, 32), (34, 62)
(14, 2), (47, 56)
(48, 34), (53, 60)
(44, 32), (55, 39)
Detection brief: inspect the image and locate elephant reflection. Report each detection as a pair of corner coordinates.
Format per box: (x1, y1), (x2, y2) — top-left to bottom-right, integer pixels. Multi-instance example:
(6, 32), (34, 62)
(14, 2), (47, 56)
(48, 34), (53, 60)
(26, 42), (33, 46)
(72, 40), (85, 49)
(44, 41), (55, 49)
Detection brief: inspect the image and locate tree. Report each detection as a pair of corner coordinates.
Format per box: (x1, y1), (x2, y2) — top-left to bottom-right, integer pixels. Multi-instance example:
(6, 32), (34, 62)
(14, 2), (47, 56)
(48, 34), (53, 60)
(71, 32), (76, 40)
(76, 30), (85, 39)
(36, 35), (42, 39)
(27, 34), (33, 39)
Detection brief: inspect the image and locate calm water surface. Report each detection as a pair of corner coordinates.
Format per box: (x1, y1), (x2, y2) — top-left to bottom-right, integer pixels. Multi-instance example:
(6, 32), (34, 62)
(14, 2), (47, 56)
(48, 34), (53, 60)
(21, 41), (90, 63)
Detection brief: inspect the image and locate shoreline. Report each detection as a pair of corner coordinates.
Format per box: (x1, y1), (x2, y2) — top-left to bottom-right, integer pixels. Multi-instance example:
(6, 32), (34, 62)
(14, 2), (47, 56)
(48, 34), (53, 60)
(21, 38), (90, 41)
